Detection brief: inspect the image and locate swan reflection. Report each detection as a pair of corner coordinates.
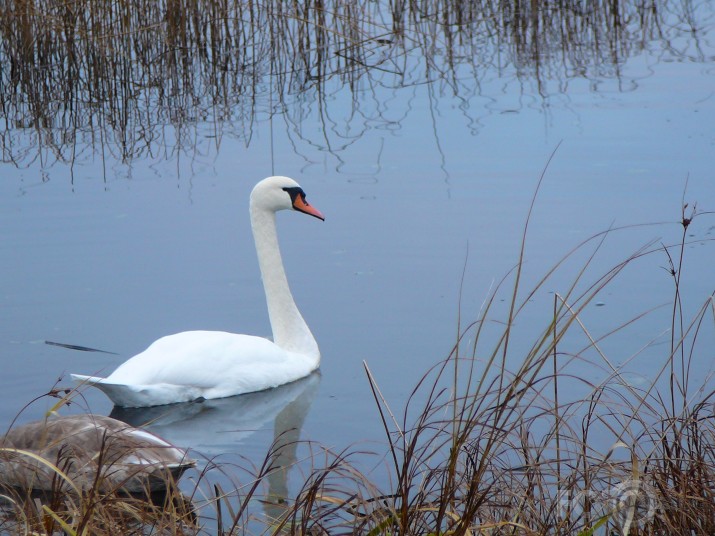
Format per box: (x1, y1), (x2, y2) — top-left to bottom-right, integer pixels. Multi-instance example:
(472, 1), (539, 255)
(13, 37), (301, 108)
(110, 372), (320, 458)
(111, 372), (320, 525)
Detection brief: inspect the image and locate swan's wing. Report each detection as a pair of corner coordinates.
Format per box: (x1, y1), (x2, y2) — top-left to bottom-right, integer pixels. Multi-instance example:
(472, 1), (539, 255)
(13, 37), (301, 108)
(111, 331), (314, 386)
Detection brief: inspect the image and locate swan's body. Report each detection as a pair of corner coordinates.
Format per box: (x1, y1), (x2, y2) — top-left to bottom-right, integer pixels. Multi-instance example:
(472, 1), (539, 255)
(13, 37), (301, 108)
(71, 176), (324, 408)
(0, 414), (194, 492)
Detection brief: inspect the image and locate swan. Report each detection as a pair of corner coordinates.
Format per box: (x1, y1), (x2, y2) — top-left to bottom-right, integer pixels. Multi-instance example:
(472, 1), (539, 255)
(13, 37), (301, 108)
(0, 414), (194, 493)
(71, 176), (324, 408)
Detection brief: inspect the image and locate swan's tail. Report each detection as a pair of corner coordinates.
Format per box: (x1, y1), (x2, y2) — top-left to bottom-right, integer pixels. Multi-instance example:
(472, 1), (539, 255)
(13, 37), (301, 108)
(70, 373), (105, 385)
(71, 373), (151, 408)
(70, 374), (202, 408)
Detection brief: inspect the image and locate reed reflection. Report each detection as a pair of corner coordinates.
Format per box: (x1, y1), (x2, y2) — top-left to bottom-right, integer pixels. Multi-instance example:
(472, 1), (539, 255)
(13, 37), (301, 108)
(0, 0), (709, 173)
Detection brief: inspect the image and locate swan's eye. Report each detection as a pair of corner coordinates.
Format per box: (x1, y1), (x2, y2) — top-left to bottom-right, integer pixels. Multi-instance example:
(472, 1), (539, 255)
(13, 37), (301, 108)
(282, 186), (306, 204)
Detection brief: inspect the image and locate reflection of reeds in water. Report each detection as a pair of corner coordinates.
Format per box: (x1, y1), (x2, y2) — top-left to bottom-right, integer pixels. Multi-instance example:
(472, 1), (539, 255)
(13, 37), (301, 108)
(0, 0), (708, 168)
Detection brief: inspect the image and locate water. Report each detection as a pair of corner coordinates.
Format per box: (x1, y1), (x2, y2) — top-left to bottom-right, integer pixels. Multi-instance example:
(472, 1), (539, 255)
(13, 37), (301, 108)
(2, 0), (715, 528)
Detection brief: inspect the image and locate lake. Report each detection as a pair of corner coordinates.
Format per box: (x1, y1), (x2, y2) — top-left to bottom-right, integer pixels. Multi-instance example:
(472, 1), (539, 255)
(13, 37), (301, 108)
(1, 0), (714, 530)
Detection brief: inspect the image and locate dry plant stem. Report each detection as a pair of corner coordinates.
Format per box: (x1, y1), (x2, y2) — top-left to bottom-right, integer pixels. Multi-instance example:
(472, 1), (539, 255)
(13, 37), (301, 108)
(552, 293), (562, 504)
(500, 141), (563, 393)
(666, 198), (697, 415)
(363, 360), (403, 481)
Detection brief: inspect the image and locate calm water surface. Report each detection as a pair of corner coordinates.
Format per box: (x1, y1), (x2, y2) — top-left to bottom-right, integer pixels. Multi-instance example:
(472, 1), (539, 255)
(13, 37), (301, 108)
(1, 0), (715, 521)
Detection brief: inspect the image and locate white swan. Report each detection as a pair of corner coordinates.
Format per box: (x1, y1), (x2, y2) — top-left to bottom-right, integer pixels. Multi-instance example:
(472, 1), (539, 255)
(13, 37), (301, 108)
(71, 176), (324, 408)
(0, 414), (194, 493)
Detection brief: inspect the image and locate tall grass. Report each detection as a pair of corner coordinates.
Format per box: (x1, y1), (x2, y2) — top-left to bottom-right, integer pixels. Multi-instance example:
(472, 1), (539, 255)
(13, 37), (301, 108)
(201, 176), (711, 534)
(315, 164), (715, 535)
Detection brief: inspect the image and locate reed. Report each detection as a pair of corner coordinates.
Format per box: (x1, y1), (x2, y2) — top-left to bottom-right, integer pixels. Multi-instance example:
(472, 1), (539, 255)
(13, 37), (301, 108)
(301, 164), (714, 535)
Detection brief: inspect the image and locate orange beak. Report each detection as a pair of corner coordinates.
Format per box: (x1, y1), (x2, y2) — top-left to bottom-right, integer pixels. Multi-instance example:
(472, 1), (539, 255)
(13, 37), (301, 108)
(293, 195), (325, 221)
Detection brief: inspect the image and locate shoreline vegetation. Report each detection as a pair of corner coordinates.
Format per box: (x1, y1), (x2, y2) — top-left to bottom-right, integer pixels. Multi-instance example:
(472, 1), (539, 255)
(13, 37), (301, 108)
(0, 0), (711, 172)
(2, 175), (714, 534)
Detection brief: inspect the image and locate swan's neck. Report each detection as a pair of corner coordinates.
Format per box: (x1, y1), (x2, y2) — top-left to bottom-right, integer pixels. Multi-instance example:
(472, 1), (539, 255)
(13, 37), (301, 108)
(251, 206), (320, 362)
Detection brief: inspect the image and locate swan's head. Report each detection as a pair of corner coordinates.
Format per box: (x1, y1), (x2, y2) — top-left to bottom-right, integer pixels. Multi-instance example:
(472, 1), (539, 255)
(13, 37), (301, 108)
(251, 176), (325, 221)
